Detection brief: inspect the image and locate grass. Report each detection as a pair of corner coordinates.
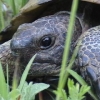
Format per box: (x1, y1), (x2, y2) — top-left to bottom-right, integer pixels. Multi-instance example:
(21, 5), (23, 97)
(57, 0), (79, 92)
(0, 0), (99, 100)
(0, 0), (28, 32)
(56, 0), (98, 100)
(0, 54), (50, 100)
(0, 0), (5, 31)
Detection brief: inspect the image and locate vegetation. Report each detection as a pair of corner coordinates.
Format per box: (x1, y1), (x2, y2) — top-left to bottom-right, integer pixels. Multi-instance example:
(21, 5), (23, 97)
(0, 0), (99, 100)
(0, 0), (28, 31)
(54, 78), (90, 100)
(0, 54), (50, 100)
(0, 59), (91, 100)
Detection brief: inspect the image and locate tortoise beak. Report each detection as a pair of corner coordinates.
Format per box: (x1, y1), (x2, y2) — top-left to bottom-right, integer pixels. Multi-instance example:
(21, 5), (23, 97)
(10, 36), (34, 56)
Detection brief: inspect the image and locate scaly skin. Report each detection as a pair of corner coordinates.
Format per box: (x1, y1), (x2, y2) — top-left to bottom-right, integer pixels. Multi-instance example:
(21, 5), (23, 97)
(0, 40), (15, 76)
(76, 25), (100, 99)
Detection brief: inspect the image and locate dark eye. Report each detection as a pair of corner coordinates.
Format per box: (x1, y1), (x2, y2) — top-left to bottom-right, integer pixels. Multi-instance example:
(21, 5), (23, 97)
(40, 36), (55, 49)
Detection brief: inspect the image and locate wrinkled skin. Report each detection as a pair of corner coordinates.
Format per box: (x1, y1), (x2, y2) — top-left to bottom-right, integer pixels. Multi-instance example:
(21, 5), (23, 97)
(10, 11), (82, 77)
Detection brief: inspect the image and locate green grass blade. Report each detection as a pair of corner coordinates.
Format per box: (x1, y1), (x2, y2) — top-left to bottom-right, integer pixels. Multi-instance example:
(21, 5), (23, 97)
(12, 77), (19, 100)
(21, 0), (28, 7)
(12, 77), (18, 91)
(56, 0), (79, 99)
(0, 0), (5, 31)
(0, 62), (7, 99)
(10, 0), (17, 15)
(18, 54), (36, 91)
(9, 89), (20, 100)
(58, 0), (79, 89)
(62, 38), (82, 87)
(67, 69), (98, 100)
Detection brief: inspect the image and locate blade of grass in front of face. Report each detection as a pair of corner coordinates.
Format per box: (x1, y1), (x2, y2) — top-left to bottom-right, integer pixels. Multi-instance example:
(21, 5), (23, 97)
(11, 79), (19, 100)
(12, 57), (20, 91)
(62, 38), (82, 86)
(67, 69), (98, 100)
(0, 62), (8, 99)
(18, 54), (36, 91)
(8, 89), (20, 100)
(0, 0), (5, 31)
(64, 35), (98, 100)
(12, 77), (18, 96)
(56, 0), (79, 99)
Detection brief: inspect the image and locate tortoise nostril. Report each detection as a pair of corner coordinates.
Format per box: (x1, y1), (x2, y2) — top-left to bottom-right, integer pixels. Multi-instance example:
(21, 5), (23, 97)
(11, 36), (33, 49)
(10, 39), (25, 56)
(10, 40), (20, 50)
(11, 49), (21, 56)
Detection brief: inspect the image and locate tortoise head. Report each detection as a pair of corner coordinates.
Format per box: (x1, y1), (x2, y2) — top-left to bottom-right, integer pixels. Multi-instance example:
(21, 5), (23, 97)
(10, 11), (82, 77)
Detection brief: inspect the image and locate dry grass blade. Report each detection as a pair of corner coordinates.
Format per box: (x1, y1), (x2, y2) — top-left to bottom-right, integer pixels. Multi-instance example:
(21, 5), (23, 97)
(18, 54), (36, 91)
(82, 0), (100, 4)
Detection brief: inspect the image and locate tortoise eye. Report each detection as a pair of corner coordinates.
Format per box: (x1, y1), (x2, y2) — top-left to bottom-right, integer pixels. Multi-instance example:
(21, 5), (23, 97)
(40, 36), (55, 49)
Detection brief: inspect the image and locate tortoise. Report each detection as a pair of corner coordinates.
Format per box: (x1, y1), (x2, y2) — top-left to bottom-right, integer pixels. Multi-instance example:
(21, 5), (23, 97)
(1, 0), (100, 99)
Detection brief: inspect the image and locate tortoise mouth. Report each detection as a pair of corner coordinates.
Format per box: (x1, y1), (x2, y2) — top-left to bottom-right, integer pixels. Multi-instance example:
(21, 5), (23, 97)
(11, 50), (21, 56)
(28, 62), (61, 77)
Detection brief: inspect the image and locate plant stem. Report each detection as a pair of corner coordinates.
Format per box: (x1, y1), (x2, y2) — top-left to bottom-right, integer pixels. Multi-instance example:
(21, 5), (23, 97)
(0, 0), (5, 31)
(56, 0), (79, 99)
(19, 54), (36, 91)
(10, 0), (16, 15)
(21, 0), (28, 8)
(62, 38), (82, 87)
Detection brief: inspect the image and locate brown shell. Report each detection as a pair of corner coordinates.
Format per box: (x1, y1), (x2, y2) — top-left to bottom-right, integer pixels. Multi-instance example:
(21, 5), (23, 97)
(0, 0), (99, 43)
(0, 0), (54, 42)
